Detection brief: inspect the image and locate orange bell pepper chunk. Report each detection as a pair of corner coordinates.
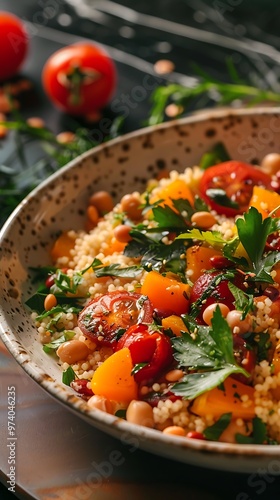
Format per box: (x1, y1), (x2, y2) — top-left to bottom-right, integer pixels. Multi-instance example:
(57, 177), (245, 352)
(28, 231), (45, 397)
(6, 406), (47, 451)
(50, 231), (75, 261)
(191, 377), (255, 420)
(91, 347), (138, 404)
(249, 186), (280, 219)
(186, 245), (223, 283)
(161, 315), (188, 337)
(150, 178), (194, 209)
(141, 270), (190, 316)
(103, 237), (126, 256)
(272, 342), (280, 375)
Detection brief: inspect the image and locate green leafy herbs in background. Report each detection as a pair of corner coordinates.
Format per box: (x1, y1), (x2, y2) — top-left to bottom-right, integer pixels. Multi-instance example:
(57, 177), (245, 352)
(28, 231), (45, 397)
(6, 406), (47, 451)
(0, 112), (124, 226)
(147, 58), (280, 125)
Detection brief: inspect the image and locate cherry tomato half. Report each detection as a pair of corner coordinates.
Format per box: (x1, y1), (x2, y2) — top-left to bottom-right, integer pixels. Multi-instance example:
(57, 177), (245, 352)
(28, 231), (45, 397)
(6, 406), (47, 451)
(42, 43), (116, 115)
(266, 232), (280, 251)
(200, 161), (275, 217)
(0, 12), (29, 81)
(141, 390), (182, 407)
(116, 323), (173, 383)
(78, 291), (153, 349)
(190, 271), (245, 323)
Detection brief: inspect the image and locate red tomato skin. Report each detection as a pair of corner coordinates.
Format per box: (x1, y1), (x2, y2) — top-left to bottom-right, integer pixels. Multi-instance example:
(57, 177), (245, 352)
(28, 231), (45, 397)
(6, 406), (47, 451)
(186, 431), (206, 440)
(232, 335), (256, 385)
(117, 325), (158, 364)
(190, 271), (244, 323)
(78, 291), (153, 349)
(200, 161), (274, 217)
(70, 379), (94, 398)
(42, 43), (116, 115)
(116, 324), (174, 383)
(0, 12), (28, 81)
(141, 391), (182, 407)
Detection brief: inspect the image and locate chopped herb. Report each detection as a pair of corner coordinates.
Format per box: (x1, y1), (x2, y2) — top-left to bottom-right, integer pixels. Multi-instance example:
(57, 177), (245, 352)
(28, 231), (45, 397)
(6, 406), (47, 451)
(151, 204), (189, 230)
(235, 417), (267, 444)
(52, 269), (83, 294)
(199, 142), (231, 170)
(193, 195), (210, 213)
(243, 331), (271, 363)
(177, 228), (228, 248)
(233, 392), (241, 399)
(115, 409), (127, 419)
(111, 328), (127, 342)
(206, 188), (239, 209)
(172, 307), (249, 399)
(125, 232), (187, 277)
(25, 291), (84, 314)
(189, 271), (235, 318)
(81, 258), (103, 274)
(36, 305), (80, 321)
(203, 413), (232, 441)
(43, 330), (75, 353)
(62, 366), (77, 386)
(236, 207), (280, 284)
(94, 263), (143, 278)
(227, 282), (254, 319)
(131, 362), (148, 375)
(29, 265), (56, 283)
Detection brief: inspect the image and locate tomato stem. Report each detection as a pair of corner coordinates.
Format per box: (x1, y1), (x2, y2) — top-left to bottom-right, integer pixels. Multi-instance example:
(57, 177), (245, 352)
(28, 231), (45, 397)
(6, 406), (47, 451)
(57, 64), (101, 106)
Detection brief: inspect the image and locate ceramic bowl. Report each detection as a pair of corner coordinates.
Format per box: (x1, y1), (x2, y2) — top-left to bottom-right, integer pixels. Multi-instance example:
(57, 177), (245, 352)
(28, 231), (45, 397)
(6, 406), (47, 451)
(1, 107), (280, 473)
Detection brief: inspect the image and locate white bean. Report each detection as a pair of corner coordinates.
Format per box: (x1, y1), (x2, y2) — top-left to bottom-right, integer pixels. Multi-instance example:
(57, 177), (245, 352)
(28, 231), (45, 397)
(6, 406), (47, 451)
(126, 400), (154, 428)
(226, 310), (252, 334)
(202, 303), (230, 326)
(57, 340), (89, 364)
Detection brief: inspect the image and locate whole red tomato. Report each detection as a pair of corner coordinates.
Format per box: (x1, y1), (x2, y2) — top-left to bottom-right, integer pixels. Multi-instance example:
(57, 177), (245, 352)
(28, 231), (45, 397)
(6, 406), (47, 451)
(200, 161), (276, 217)
(0, 12), (29, 81)
(42, 43), (116, 115)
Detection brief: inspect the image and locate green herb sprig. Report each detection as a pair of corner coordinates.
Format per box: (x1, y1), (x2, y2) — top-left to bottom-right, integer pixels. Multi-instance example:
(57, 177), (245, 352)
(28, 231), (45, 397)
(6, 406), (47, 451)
(171, 307), (250, 400)
(0, 113), (123, 226)
(147, 59), (280, 126)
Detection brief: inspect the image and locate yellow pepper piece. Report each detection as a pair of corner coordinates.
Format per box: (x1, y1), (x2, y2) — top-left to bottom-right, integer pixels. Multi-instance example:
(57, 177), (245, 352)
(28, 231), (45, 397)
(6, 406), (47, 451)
(161, 315), (188, 337)
(141, 270), (190, 316)
(191, 377), (255, 419)
(250, 186), (280, 219)
(150, 178), (194, 209)
(91, 348), (138, 404)
(50, 231), (75, 262)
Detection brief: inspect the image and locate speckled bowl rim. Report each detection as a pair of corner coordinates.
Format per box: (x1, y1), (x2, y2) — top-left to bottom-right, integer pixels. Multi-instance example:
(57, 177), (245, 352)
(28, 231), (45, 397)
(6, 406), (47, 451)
(1, 107), (280, 470)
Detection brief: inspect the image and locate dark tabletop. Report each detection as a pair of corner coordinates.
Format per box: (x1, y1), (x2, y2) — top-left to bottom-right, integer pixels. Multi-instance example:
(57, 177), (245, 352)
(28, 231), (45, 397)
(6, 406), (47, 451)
(1, 1), (280, 499)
